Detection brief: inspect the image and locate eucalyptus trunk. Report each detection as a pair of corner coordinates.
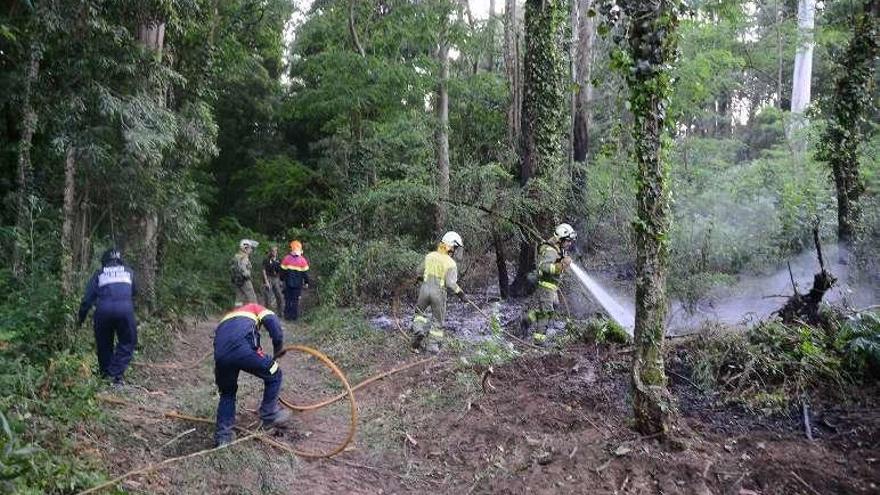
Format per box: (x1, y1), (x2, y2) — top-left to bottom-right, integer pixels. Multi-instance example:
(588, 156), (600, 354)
(510, 0), (567, 296)
(134, 20), (166, 312)
(504, 0), (522, 149)
(622, 0), (680, 437)
(818, 0), (880, 248)
(435, 34), (451, 235)
(788, 0), (815, 146)
(572, 0), (594, 163)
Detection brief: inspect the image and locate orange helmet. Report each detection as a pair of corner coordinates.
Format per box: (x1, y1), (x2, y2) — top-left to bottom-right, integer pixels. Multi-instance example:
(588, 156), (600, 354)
(289, 240), (303, 254)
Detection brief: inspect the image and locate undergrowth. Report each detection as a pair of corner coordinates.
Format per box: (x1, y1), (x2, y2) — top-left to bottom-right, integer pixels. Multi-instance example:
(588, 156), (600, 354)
(685, 310), (880, 413)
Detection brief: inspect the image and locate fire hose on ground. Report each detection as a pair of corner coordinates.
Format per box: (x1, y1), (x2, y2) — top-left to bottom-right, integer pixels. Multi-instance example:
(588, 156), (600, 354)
(79, 345), (434, 494)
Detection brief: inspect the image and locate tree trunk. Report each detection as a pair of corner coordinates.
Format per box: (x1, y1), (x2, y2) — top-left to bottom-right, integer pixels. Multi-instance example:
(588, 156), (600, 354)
(819, 0), (880, 249)
(13, 42), (41, 278)
(435, 34), (451, 235)
(775, 0), (784, 109)
(493, 228), (509, 299)
(504, 0), (522, 149)
(483, 0), (498, 71)
(622, 0), (679, 437)
(61, 146), (77, 298)
(134, 20), (166, 312)
(348, 0), (366, 57)
(572, 0), (594, 163)
(510, 0), (568, 296)
(788, 0), (815, 145)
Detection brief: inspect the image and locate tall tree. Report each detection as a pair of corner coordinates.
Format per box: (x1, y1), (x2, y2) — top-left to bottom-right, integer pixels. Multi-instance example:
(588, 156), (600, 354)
(817, 0), (880, 248)
(504, 0), (523, 149)
(510, 0), (568, 295)
(572, 0), (595, 162)
(12, 41), (40, 278)
(435, 8), (451, 234)
(132, 17), (166, 312)
(619, 0), (681, 436)
(789, 0), (815, 144)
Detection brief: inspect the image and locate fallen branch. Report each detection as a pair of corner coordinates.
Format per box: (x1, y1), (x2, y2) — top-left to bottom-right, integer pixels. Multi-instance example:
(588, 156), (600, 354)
(76, 432), (262, 495)
(160, 428), (196, 450)
(802, 402), (814, 441)
(790, 470), (822, 495)
(480, 367), (496, 393)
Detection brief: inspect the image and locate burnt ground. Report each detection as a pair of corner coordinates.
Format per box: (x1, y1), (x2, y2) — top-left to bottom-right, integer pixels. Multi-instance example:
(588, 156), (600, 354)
(80, 310), (880, 495)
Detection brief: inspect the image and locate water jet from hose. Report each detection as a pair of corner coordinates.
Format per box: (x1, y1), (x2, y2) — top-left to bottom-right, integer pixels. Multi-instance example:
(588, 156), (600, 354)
(569, 262), (635, 335)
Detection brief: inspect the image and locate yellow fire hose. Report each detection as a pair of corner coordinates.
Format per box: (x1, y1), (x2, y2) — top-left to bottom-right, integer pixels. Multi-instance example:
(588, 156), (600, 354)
(272, 344), (358, 459)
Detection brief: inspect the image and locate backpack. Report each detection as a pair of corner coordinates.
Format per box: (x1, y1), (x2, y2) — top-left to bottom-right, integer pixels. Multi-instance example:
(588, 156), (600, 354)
(230, 256), (246, 287)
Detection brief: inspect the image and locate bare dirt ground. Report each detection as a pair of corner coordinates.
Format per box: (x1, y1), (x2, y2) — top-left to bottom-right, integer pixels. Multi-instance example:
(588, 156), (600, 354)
(82, 313), (880, 494)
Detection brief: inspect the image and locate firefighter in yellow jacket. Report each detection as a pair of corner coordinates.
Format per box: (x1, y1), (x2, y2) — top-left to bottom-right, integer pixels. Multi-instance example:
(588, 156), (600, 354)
(523, 223), (577, 345)
(412, 231), (467, 354)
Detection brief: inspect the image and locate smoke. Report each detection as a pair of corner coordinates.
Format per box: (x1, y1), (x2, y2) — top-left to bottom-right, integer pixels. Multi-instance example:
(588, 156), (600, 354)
(567, 244), (877, 337)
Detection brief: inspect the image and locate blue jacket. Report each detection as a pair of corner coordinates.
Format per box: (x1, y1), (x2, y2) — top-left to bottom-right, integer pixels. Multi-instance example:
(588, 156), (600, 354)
(214, 304), (284, 357)
(78, 263), (137, 324)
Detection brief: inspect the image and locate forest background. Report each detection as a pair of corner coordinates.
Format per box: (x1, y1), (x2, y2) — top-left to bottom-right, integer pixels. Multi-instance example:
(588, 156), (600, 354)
(0, 0), (878, 491)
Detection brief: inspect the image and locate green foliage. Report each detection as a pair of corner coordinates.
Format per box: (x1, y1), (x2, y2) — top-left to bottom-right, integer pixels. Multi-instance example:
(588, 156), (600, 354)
(560, 317), (631, 346)
(834, 311), (880, 377)
(686, 314), (880, 413)
(318, 239), (423, 306)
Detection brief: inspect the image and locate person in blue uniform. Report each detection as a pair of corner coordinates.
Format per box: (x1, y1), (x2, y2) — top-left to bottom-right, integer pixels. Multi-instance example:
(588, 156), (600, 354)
(213, 303), (291, 446)
(77, 248), (138, 386)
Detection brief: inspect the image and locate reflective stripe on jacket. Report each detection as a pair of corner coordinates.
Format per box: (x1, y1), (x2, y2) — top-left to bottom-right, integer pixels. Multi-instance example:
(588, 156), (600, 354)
(420, 248), (461, 294)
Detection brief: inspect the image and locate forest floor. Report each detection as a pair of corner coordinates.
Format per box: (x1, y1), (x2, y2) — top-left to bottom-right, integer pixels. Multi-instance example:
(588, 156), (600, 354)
(82, 305), (880, 495)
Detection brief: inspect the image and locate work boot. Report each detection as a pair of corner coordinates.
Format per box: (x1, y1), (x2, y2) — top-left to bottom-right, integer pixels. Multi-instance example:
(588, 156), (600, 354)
(261, 408), (293, 429)
(215, 432), (234, 447)
(110, 376), (126, 390)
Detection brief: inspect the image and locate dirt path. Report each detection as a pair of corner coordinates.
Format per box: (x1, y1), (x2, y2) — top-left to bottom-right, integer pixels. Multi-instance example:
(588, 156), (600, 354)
(84, 314), (880, 494)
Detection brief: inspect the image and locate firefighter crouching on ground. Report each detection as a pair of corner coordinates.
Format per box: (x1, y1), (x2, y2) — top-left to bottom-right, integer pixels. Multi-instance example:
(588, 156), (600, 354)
(232, 239), (259, 306)
(262, 245), (284, 314)
(523, 223), (577, 345)
(77, 248), (138, 387)
(280, 240), (310, 321)
(213, 303), (291, 446)
(412, 231), (468, 354)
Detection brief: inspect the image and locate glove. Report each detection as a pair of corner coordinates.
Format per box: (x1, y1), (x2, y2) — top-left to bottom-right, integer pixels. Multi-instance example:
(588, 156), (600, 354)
(560, 256), (573, 271)
(274, 348), (287, 360)
(456, 291), (468, 303)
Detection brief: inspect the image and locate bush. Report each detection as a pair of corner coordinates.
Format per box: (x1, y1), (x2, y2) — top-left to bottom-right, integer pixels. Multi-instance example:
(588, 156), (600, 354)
(685, 313), (879, 413)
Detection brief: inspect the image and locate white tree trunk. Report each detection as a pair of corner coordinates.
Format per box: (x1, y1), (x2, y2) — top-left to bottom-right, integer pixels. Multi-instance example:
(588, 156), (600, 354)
(790, 0), (815, 115)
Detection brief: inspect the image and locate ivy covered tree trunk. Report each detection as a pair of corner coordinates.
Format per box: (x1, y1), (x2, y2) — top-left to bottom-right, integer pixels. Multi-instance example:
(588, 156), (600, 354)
(621, 0), (680, 437)
(510, 0), (567, 296)
(817, 0), (879, 248)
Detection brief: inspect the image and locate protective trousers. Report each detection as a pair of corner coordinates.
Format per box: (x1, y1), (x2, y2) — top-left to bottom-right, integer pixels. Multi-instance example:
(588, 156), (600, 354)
(214, 345), (283, 445)
(93, 306), (137, 380)
(524, 286), (558, 345)
(264, 277), (284, 314)
(283, 286), (302, 321)
(233, 280), (258, 306)
(412, 280), (446, 353)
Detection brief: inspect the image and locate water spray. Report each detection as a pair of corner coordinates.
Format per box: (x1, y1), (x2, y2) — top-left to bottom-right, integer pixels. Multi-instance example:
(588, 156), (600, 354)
(569, 262), (635, 335)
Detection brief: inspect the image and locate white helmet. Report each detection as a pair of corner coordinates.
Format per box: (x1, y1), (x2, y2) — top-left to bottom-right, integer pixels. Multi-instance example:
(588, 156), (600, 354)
(554, 223), (576, 241)
(239, 239), (259, 249)
(441, 231), (463, 249)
